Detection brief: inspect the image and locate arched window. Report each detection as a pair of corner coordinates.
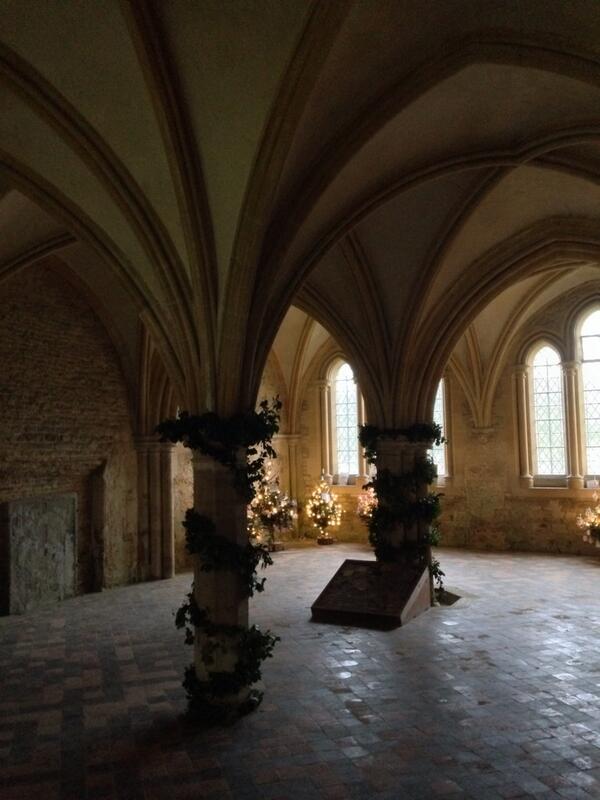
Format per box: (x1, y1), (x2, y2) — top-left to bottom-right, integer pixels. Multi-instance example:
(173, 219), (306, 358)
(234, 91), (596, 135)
(581, 310), (600, 474)
(530, 345), (566, 476)
(332, 361), (359, 475)
(431, 379), (446, 477)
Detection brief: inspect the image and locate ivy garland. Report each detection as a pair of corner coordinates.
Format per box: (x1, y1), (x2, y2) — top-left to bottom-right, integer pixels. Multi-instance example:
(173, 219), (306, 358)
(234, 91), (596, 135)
(157, 399), (281, 502)
(358, 423), (445, 590)
(184, 509), (273, 596)
(359, 421), (444, 463)
(156, 398), (282, 723)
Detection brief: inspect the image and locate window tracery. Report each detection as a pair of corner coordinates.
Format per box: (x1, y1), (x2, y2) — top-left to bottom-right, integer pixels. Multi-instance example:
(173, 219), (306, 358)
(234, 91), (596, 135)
(529, 345), (567, 476)
(516, 308), (600, 489)
(580, 310), (600, 474)
(332, 361), (359, 476)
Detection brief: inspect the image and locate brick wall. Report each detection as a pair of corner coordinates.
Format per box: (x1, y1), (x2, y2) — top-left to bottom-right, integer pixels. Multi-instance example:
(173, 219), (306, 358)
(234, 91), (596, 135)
(0, 264), (137, 591)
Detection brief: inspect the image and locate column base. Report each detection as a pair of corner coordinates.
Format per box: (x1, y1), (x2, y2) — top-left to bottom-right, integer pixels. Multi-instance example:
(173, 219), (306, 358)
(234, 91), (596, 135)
(184, 666), (264, 725)
(568, 475), (585, 490)
(519, 475), (534, 489)
(317, 534), (336, 545)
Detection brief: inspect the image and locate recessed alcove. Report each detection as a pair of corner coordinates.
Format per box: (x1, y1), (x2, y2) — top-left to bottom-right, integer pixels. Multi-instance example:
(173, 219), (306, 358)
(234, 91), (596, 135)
(0, 493), (76, 615)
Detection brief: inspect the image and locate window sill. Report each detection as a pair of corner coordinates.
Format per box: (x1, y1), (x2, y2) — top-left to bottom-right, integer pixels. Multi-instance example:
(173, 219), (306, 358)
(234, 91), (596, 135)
(533, 476), (567, 488)
(510, 481), (598, 499)
(330, 483), (368, 492)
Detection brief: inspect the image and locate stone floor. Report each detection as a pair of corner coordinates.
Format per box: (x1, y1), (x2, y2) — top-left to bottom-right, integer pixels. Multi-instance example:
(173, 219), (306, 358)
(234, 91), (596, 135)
(2, 545), (600, 800)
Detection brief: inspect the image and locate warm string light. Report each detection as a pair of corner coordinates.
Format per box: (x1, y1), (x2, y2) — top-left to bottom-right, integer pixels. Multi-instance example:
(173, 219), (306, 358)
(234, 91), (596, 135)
(305, 478), (342, 538)
(356, 486), (377, 523)
(247, 465), (296, 544)
(577, 491), (600, 547)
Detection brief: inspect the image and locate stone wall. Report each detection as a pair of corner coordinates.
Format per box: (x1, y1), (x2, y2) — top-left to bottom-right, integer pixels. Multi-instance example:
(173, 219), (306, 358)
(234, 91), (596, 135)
(440, 370), (600, 556)
(0, 265), (137, 592)
(258, 352), (289, 431)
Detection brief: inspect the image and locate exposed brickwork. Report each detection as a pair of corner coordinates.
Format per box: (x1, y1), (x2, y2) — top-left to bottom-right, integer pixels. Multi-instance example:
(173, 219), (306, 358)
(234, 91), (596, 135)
(0, 264), (137, 592)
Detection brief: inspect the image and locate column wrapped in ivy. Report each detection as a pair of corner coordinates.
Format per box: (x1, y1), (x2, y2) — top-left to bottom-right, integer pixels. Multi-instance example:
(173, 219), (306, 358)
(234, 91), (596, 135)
(156, 399), (281, 723)
(359, 423), (445, 598)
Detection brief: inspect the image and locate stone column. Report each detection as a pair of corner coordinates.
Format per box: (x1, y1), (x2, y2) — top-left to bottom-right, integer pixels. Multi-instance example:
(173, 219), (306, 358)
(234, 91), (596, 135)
(191, 451), (248, 691)
(316, 379), (332, 479)
(149, 444), (162, 579)
(513, 365), (534, 489)
(287, 435), (301, 500)
(136, 437), (176, 581)
(563, 361), (584, 490)
(357, 393), (369, 483)
(135, 437), (151, 581)
(377, 436), (429, 553)
(160, 444), (175, 577)
(272, 433), (301, 499)
(376, 435), (434, 603)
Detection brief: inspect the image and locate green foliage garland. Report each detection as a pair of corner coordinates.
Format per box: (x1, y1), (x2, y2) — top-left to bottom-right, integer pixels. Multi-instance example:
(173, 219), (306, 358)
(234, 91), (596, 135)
(359, 424), (444, 590)
(182, 622), (279, 722)
(157, 398), (281, 501)
(359, 421), (444, 464)
(156, 398), (282, 723)
(184, 509), (273, 596)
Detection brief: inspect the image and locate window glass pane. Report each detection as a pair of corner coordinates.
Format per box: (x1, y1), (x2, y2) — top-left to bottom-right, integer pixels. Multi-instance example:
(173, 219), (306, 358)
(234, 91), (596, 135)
(582, 336), (600, 361)
(531, 346), (566, 475)
(583, 363), (600, 475)
(430, 380), (446, 477)
(580, 310), (600, 337)
(334, 362), (359, 474)
(581, 312), (600, 474)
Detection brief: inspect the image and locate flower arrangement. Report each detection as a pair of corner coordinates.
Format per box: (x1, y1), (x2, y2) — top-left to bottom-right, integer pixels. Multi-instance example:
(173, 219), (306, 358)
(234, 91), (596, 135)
(248, 465), (296, 548)
(305, 477), (342, 543)
(576, 492), (600, 546)
(356, 486), (377, 523)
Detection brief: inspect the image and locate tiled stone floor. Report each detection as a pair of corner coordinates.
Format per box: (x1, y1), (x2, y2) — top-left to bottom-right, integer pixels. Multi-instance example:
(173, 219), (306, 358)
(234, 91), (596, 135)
(2, 545), (600, 799)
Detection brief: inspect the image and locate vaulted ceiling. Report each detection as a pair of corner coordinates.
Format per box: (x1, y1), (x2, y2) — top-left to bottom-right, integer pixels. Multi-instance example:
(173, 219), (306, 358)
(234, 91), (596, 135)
(1, 1), (600, 424)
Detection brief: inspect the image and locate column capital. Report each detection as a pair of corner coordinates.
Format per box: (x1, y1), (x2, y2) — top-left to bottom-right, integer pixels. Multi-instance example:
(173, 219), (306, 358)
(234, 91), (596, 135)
(135, 435), (174, 453)
(315, 378), (331, 391)
(512, 363), (529, 378)
(273, 433), (301, 443)
(191, 449), (243, 474)
(562, 360), (580, 374)
(472, 426), (496, 444)
(377, 435), (414, 451)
